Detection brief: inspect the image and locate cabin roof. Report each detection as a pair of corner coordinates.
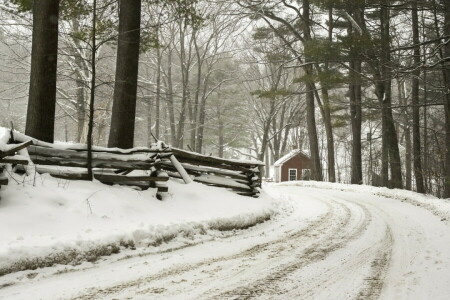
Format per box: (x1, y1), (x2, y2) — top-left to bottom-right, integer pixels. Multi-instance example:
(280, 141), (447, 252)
(273, 149), (310, 167)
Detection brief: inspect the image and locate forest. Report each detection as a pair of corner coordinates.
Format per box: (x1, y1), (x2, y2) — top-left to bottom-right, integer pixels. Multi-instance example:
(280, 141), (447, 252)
(0, 0), (448, 198)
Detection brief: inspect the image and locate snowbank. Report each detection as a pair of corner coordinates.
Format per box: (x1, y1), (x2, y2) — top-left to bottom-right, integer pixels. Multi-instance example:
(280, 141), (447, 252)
(0, 174), (277, 276)
(275, 181), (450, 225)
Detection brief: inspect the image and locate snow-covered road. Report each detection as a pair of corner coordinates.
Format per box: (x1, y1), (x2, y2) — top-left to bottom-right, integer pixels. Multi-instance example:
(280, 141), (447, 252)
(1, 185), (450, 300)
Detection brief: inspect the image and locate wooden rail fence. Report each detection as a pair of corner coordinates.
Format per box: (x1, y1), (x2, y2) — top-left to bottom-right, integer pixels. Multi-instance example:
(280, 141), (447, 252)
(0, 130), (263, 198)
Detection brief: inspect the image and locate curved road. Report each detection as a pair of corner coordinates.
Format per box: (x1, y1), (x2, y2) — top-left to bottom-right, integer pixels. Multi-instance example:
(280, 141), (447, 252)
(1, 185), (450, 299)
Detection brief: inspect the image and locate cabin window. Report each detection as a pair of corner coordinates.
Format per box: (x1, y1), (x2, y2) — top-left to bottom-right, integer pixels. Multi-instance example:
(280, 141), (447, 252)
(302, 169), (311, 180)
(288, 168), (297, 181)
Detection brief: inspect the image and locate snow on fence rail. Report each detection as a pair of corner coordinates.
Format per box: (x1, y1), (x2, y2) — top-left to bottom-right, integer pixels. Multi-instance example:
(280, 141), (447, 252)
(0, 129), (263, 198)
(160, 148), (263, 197)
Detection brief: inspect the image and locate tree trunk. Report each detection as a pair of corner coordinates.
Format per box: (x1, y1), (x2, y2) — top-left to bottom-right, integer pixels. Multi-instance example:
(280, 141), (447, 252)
(322, 6), (336, 182)
(444, 0), (450, 198)
(405, 125), (412, 190)
(147, 96), (153, 147)
(155, 32), (161, 140)
(306, 81), (322, 181)
(380, 1), (402, 188)
(196, 90), (209, 153)
(398, 80), (412, 190)
(304, 0), (322, 181)
(412, 0), (425, 193)
(176, 24), (189, 149)
(87, 0), (97, 180)
(218, 115), (224, 158)
(108, 0), (141, 149)
(349, 28), (363, 185)
(75, 52), (86, 143)
(166, 48), (177, 146)
(191, 31), (202, 151)
(71, 19), (87, 143)
(26, 0), (60, 143)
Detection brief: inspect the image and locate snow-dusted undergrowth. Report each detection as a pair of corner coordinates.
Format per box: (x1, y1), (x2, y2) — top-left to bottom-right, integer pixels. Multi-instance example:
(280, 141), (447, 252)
(0, 174), (277, 276)
(276, 181), (450, 225)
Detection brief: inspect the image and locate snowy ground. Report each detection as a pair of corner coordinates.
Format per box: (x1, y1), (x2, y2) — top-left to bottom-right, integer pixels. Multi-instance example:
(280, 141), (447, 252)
(0, 174), (276, 278)
(1, 181), (450, 299)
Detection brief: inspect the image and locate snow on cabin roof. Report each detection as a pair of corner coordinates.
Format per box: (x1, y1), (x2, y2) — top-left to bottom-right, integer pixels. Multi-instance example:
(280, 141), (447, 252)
(273, 149), (310, 167)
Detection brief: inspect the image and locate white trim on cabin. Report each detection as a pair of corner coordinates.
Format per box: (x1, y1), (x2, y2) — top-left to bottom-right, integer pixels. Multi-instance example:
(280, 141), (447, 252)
(274, 165), (281, 182)
(274, 149), (310, 167)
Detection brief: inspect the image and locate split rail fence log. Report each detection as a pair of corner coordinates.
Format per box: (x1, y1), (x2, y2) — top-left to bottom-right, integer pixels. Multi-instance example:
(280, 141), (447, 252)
(9, 133), (170, 197)
(0, 140), (33, 159)
(160, 148), (263, 197)
(6, 130), (263, 197)
(0, 141), (32, 193)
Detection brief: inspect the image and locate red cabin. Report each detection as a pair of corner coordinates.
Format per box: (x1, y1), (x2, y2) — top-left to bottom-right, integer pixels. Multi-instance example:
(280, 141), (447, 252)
(273, 150), (312, 182)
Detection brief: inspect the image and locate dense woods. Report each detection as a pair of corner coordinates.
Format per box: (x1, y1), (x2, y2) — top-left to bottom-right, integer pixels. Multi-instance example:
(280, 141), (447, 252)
(0, 0), (449, 197)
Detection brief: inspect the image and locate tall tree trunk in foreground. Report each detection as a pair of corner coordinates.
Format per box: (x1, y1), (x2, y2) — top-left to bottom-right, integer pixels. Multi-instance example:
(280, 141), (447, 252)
(26, 0), (60, 142)
(350, 58), (363, 185)
(323, 5), (336, 182)
(443, 0), (450, 198)
(348, 17), (363, 184)
(304, 0), (322, 181)
(108, 0), (141, 148)
(412, 0), (425, 193)
(87, 0), (97, 180)
(379, 1), (402, 188)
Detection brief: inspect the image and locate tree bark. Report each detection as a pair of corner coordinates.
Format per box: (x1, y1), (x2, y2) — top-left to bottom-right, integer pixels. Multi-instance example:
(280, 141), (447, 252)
(155, 31), (161, 140)
(304, 0), (322, 181)
(196, 92), (208, 153)
(348, 18), (363, 185)
(108, 0), (141, 149)
(398, 80), (412, 190)
(380, 1), (402, 188)
(147, 96), (152, 147)
(350, 59), (363, 185)
(26, 0), (60, 143)
(176, 22), (190, 149)
(412, 0), (425, 193)
(166, 48), (177, 146)
(75, 52), (86, 143)
(444, 0), (450, 197)
(195, 72), (212, 154)
(87, 0), (97, 180)
(71, 19), (87, 143)
(322, 6), (336, 182)
(191, 30), (202, 151)
(218, 114), (224, 158)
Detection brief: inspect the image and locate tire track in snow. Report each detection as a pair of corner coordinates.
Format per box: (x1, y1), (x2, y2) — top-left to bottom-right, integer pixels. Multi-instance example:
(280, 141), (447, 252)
(212, 196), (371, 299)
(352, 202), (393, 300)
(69, 198), (339, 300)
